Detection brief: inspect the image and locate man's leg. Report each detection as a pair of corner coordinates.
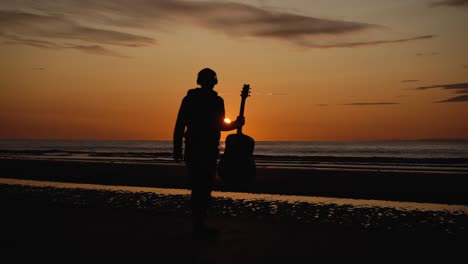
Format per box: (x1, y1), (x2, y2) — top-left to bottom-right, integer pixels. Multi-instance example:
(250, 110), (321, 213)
(188, 165), (214, 229)
(188, 158), (218, 237)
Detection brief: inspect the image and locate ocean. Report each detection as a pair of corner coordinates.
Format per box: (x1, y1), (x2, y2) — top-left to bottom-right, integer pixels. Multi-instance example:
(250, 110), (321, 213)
(1, 140), (467, 174)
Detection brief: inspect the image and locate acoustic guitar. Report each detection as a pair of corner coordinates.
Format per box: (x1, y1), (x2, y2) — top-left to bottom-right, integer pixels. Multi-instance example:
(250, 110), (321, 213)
(218, 84), (256, 189)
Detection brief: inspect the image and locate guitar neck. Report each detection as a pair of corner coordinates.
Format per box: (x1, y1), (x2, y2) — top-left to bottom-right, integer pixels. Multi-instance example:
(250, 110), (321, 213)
(237, 97), (247, 134)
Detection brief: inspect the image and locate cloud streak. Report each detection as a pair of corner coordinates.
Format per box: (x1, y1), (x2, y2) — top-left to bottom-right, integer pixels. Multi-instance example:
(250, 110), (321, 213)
(431, 0), (468, 7)
(435, 95), (468, 103)
(2, 32), (126, 57)
(343, 102), (399, 106)
(401, 80), (419, 82)
(416, 82), (468, 91)
(301, 35), (433, 48)
(416, 82), (468, 103)
(416, 52), (440, 56)
(0, 0), (435, 55)
(0, 10), (155, 47)
(65, 44), (129, 57)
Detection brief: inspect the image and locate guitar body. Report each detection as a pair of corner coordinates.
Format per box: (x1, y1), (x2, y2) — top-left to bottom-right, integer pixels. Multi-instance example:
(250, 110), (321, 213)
(218, 84), (256, 189)
(218, 133), (256, 187)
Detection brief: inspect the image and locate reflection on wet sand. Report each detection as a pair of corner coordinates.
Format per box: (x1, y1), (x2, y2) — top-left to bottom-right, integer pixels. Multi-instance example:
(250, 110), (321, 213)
(1, 178), (466, 235)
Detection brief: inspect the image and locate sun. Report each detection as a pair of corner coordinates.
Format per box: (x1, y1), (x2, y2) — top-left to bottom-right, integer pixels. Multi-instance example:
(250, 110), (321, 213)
(224, 118), (232, 124)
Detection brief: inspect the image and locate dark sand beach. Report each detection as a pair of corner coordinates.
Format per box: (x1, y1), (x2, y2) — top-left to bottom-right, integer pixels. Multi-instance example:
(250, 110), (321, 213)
(1, 158), (467, 263)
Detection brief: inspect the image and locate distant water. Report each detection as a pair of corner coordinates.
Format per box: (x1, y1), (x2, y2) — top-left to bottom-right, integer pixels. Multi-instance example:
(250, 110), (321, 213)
(1, 140), (468, 173)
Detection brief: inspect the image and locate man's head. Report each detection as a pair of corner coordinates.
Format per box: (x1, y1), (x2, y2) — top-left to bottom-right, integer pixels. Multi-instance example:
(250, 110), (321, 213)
(197, 68), (218, 89)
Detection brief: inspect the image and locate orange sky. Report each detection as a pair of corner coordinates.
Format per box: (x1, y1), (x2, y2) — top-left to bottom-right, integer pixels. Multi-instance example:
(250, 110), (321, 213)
(1, 0), (467, 141)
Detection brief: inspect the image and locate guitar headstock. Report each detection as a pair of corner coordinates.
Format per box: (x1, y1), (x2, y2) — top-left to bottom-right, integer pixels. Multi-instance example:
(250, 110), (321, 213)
(241, 84), (251, 99)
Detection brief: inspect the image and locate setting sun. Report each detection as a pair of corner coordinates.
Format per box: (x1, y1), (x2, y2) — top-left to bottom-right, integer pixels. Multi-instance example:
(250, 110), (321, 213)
(224, 118), (232, 124)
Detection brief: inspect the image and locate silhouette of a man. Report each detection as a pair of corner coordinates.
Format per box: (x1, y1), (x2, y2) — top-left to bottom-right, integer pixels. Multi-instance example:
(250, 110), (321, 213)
(173, 68), (244, 235)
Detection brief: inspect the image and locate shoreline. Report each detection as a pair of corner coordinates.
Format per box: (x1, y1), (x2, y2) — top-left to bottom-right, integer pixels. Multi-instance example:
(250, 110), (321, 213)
(1, 158), (467, 204)
(3, 155), (468, 174)
(2, 152), (468, 166)
(1, 180), (466, 263)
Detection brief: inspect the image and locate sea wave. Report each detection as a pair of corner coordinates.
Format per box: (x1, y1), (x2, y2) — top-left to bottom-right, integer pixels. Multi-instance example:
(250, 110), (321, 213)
(1, 140), (468, 174)
(2, 149), (468, 174)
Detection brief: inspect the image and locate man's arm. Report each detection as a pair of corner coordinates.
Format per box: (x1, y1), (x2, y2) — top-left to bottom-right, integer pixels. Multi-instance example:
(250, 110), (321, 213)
(219, 116), (245, 131)
(173, 97), (188, 162)
(217, 97), (245, 131)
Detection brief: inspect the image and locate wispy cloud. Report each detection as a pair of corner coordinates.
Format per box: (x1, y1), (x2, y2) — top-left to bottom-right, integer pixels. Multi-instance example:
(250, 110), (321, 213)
(416, 82), (468, 103)
(2, 31), (126, 57)
(416, 82), (468, 91)
(1, 32), (62, 49)
(401, 80), (419, 82)
(66, 44), (129, 57)
(343, 102), (399, 106)
(431, 0), (468, 7)
(250, 92), (288, 96)
(317, 104), (328, 106)
(463, 64), (468, 69)
(0, 10), (155, 46)
(302, 35), (433, 48)
(435, 95), (468, 103)
(454, 90), (468, 94)
(416, 52), (440, 56)
(0, 0), (435, 56)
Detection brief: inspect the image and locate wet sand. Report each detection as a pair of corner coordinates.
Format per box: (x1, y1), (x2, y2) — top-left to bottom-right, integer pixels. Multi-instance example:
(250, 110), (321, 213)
(1, 180), (467, 264)
(1, 158), (467, 204)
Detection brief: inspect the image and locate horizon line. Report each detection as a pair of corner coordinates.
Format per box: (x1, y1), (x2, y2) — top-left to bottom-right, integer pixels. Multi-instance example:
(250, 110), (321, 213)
(1, 138), (468, 142)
